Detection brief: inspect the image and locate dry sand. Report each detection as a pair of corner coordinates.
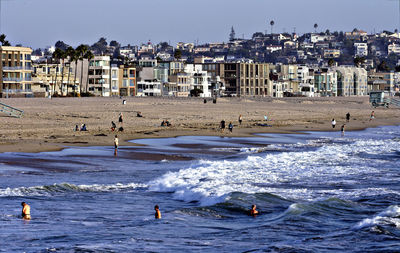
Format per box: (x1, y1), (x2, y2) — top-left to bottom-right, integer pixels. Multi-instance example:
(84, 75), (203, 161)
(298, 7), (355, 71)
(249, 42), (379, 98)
(0, 96), (399, 153)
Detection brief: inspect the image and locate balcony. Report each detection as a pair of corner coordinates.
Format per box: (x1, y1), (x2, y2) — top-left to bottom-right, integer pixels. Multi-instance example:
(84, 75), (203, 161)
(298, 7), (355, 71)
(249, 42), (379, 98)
(2, 66), (33, 71)
(2, 89), (33, 94)
(3, 77), (23, 82)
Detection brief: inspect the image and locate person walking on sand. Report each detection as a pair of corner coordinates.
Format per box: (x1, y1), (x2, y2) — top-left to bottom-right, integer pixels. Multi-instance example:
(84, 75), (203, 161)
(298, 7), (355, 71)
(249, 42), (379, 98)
(341, 124), (346, 136)
(21, 202), (31, 220)
(228, 122), (233, 133)
(331, 119), (336, 129)
(220, 120), (226, 133)
(346, 112), (350, 122)
(370, 111), (375, 121)
(154, 205), (161, 219)
(238, 115), (243, 125)
(249, 204), (259, 216)
(119, 113), (123, 125)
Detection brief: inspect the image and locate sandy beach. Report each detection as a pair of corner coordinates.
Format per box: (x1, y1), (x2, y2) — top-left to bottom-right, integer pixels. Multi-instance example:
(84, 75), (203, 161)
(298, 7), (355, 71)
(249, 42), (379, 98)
(0, 96), (399, 153)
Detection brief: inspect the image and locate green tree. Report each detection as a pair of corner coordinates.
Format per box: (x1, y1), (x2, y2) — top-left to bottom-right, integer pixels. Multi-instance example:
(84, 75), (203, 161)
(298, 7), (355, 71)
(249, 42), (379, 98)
(328, 58), (336, 67)
(353, 56), (365, 67)
(270, 20), (275, 34)
(52, 48), (64, 94)
(174, 49), (182, 60)
(314, 23), (318, 33)
(377, 60), (390, 72)
(0, 34), (11, 46)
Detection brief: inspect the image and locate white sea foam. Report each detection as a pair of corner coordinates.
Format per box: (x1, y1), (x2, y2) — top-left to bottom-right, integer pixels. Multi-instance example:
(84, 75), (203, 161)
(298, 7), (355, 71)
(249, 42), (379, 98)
(354, 205), (400, 229)
(0, 182), (147, 196)
(149, 136), (400, 205)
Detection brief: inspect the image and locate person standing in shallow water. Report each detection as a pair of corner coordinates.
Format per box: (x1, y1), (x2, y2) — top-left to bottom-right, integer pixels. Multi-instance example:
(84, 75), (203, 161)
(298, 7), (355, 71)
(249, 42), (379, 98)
(114, 135), (119, 156)
(154, 205), (161, 219)
(341, 124), (346, 136)
(21, 202), (31, 220)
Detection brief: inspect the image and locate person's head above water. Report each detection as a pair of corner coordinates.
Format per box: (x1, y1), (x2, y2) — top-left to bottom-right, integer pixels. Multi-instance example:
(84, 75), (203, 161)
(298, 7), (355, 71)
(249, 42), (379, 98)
(155, 205), (159, 210)
(252, 204), (256, 209)
(21, 202), (26, 206)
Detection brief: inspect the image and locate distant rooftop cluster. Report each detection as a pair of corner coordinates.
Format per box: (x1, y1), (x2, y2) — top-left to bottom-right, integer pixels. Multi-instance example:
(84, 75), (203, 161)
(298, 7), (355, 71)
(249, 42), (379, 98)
(1, 28), (400, 98)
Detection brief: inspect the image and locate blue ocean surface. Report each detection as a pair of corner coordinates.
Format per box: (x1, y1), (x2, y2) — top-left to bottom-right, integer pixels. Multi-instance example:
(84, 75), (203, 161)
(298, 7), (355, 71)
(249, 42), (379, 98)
(0, 126), (400, 252)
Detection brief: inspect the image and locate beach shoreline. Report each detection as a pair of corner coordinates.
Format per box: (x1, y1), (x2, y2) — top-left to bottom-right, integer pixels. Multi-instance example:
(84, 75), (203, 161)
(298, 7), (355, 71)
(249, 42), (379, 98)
(0, 96), (399, 153)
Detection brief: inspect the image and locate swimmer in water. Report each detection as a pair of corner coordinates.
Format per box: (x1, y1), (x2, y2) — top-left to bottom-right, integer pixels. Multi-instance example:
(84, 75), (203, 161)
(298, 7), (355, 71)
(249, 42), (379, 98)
(250, 204), (259, 216)
(154, 205), (161, 219)
(21, 202), (31, 220)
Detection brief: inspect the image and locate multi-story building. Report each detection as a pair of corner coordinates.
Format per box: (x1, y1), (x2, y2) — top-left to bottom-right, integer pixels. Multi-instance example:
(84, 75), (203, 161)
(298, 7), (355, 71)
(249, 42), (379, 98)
(0, 46), (33, 98)
(313, 68), (337, 96)
(336, 66), (368, 96)
(165, 72), (191, 97)
(387, 43), (400, 55)
(32, 63), (77, 97)
(354, 43), (368, 57)
(239, 63), (271, 96)
(118, 65), (136, 96)
(184, 64), (212, 97)
(368, 70), (395, 94)
(323, 49), (341, 58)
(137, 67), (162, 96)
(88, 56), (118, 96)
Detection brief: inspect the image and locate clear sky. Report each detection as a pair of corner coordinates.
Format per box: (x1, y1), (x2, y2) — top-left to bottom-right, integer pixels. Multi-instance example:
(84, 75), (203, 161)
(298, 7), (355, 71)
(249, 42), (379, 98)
(1, 0), (399, 48)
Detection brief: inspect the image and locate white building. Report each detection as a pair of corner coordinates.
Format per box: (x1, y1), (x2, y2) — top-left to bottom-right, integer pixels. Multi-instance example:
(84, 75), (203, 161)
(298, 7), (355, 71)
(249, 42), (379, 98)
(388, 43), (400, 55)
(354, 43), (368, 57)
(335, 66), (368, 96)
(88, 56), (118, 96)
(136, 67), (162, 96)
(184, 64), (212, 97)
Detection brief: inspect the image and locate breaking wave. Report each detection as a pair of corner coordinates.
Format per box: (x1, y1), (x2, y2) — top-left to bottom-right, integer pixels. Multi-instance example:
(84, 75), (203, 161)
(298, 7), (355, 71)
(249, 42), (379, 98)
(149, 136), (400, 205)
(0, 182), (148, 197)
(354, 205), (400, 230)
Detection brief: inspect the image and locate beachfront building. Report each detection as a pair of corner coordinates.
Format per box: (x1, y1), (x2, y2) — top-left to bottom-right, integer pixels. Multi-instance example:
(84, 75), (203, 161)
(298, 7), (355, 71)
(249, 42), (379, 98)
(313, 68), (338, 96)
(336, 66), (368, 96)
(136, 67), (162, 96)
(118, 65), (136, 96)
(88, 56), (118, 96)
(368, 70), (395, 94)
(184, 64), (212, 97)
(164, 72), (191, 97)
(239, 63), (272, 96)
(387, 43), (400, 55)
(0, 46), (33, 98)
(32, 63), (77, 97)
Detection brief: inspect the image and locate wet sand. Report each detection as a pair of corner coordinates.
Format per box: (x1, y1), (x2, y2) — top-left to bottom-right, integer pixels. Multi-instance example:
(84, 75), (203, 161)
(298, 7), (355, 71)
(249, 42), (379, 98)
(0, 96), (399, 153)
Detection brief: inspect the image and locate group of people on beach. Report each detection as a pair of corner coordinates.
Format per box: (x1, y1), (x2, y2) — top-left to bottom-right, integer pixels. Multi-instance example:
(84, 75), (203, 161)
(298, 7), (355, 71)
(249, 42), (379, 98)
(74, 124), (87, 132)
(331, 111), (376, 136)
(19, 202), (259, 221)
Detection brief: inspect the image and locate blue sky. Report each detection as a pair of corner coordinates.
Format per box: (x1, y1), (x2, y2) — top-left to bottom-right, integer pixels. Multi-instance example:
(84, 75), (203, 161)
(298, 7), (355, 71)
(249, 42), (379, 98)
(2, 0), (398, 48)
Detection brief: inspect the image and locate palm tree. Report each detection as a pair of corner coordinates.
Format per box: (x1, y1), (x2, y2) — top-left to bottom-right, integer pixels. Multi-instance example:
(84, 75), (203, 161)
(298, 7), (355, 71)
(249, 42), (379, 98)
(270, 20), (275, 34)
(76, 44), (89, 94)
(314, 23), (318, 33)
(0, 34), (10, 46)
(66, 46), (75, 95)
(84, 50), (94, 93)
(52, 48), (64, 95)
(72, 49), (79, 96)
(59, 50), (67, 95)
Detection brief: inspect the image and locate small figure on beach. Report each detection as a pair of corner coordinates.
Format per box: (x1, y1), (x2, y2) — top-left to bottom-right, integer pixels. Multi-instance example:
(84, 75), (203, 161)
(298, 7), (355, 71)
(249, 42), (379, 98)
(228, 122), (233, 133)
(74, 124), (79, 131)
(154, 205), (161, 219)
(114, 135), (119, 149)
(264, 115), (268, 121)
(114, 135), (119, 156)
(161, 120), (171, 127)
(80, 124), (87, 131)
(238, 115), (243, 125)
(346, 112), (350, 122)
(249, 204), (259, 216)
(331, 119), (336, 129)
(220, 120), (226, 133)
(370, 111), (375, 121)
(119, 113), (123, 125)
(118, 126), (124, 132)
(137, 112), (143, 117)
(341, 124), (346, 136)
(111, 121), (116, 131)
(21, 202), (31, 220)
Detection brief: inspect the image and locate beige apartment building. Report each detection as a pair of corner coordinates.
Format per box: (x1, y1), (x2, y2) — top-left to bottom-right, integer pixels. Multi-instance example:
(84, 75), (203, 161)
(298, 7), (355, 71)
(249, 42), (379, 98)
(0, 46), (33, 97)
(118, 65), (136, 96)
(239, 63), (272, 96)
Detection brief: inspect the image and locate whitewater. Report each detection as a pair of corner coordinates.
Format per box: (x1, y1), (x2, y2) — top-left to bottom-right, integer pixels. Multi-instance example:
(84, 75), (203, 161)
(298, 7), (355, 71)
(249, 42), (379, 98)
(0, 126), (399, 252)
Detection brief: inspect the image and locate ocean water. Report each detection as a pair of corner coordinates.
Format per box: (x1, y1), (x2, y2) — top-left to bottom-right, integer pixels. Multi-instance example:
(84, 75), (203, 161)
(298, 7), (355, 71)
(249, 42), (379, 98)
(1, 126), (400, 252)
